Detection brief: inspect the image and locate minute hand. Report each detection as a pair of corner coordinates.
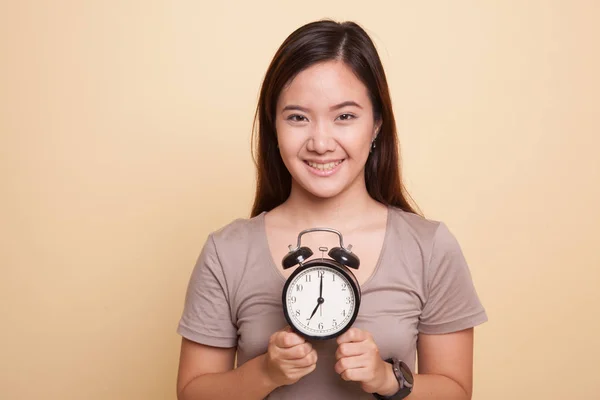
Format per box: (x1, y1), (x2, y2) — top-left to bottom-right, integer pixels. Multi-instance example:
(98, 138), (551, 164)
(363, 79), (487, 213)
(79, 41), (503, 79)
(319, 274), (323, 298)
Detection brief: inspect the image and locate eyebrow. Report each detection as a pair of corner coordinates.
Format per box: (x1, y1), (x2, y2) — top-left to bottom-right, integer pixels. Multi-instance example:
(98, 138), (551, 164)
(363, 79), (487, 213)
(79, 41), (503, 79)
(282, 101), (363, 113)
(331, 101), (363, 110)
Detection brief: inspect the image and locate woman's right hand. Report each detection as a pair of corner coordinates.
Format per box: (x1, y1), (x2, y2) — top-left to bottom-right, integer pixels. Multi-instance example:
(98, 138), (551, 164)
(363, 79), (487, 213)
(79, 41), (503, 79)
(263, 326), (318, 387)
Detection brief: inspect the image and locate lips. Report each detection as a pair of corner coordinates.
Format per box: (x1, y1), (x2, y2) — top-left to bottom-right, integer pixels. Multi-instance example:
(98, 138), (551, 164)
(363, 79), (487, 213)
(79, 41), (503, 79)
(303, 159), (345, 177)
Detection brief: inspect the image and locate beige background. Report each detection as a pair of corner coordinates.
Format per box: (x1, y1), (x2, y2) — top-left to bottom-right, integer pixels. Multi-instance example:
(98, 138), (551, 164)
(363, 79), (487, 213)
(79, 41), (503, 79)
(1, 1), (599, 399)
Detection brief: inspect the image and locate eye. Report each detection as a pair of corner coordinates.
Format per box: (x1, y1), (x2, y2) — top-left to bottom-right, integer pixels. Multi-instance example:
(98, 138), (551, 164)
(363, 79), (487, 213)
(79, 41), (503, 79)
(337, 113), (356, 121)
(287, 114), (308, 122)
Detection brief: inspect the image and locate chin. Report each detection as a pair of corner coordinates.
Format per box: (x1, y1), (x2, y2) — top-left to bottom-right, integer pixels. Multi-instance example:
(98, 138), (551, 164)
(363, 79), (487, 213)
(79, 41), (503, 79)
(295, 180), (352, 200)
(308, 188), (345, 200)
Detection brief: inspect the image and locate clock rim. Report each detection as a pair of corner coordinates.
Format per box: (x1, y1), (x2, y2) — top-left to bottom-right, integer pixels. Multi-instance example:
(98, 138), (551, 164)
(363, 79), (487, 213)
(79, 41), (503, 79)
(281, 258), (361, 341)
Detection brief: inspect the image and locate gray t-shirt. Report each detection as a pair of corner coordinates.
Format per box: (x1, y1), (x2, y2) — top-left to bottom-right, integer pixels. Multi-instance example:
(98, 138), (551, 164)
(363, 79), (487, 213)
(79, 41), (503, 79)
(177, 206), (488, 399)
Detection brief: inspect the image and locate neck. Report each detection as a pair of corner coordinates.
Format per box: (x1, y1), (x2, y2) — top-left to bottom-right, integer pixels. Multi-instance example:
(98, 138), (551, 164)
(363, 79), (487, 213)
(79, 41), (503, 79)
(280, 178), (383, 230)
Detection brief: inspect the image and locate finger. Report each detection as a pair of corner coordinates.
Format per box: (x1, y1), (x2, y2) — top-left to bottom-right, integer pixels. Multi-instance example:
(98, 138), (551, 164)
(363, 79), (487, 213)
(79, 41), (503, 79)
(275, 331), (305, 348)
(283, 342), (313, 360)
(334, 354), (367, 375)
(283, 331), (306, 348)
(336, 327), (368, 345)
(291, 348), (318, 368)
(340, 366), (370, 382)
(335, 341), (364, 360)
(291, 361), (317, 377)
(269, 326), (290, 344)
(269, 325), (293, 342)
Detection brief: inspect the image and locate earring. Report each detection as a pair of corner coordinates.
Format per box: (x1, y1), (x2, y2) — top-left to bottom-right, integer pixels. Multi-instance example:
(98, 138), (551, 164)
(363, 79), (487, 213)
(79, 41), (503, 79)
(370, 138), (377, 153)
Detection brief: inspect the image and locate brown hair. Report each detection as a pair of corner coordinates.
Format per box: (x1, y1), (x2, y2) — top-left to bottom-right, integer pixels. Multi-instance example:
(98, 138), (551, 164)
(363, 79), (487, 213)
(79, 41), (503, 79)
(250, 19), (420, 217)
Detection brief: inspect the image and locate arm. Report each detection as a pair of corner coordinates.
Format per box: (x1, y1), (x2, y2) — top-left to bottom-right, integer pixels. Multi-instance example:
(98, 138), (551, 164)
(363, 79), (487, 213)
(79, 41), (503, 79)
(376, 329), (475, 399)
(176, 235), (282, 399)
(176, 338), (276, 400)
(403, 222), (485, 399)
(177, 328), (318, 400)
(408, 328), (475, 399)
(334, 327), (475, 400)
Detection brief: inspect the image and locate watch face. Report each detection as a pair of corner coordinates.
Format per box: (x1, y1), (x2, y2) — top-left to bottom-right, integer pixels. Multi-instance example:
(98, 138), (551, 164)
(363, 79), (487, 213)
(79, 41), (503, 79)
(399, 361), (414, 385)
(282, 261), (360, 340)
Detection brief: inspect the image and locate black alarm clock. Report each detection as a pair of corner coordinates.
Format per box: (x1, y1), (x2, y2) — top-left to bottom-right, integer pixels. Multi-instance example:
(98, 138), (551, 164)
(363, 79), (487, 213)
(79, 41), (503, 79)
(281, 227), (361, 340)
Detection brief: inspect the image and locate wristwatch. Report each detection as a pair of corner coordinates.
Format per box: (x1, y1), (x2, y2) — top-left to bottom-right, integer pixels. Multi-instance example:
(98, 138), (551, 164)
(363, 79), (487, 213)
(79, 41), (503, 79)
(373, 358), (414, 399)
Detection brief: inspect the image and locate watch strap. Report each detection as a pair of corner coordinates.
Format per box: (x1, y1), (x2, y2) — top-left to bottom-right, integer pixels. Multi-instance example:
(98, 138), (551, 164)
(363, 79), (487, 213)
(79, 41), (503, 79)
(372, 358), (413, 399)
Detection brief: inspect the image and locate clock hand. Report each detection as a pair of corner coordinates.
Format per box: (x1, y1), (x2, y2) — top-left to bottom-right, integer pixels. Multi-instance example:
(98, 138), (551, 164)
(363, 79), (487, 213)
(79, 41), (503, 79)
(319, 273), (323, 298)
(307, 274), (325, 326)
(319, 274), (324, 317)
(307, 301), (320, 324)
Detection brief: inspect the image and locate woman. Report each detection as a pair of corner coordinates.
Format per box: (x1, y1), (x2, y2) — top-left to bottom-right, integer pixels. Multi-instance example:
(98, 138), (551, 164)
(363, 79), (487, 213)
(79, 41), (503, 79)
(176, 19), (487, 400)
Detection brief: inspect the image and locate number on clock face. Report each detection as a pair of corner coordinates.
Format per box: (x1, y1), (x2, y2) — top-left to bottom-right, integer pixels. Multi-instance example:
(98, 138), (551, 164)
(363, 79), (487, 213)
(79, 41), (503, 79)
(285, 266), (356, 337)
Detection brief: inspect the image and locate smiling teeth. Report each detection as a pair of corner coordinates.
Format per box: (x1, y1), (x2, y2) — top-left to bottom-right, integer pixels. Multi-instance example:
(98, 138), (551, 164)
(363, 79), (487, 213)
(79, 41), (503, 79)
(307, 160), (343, 171)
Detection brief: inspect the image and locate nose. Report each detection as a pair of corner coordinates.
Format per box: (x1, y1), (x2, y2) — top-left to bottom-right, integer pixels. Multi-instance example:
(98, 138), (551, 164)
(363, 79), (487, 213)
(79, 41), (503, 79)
(306, 123), (335, 154)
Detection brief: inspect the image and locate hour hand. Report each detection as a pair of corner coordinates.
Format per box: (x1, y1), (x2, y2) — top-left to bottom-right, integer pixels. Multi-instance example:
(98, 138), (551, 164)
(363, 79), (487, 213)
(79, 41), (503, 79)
(307, 302), (320, 323)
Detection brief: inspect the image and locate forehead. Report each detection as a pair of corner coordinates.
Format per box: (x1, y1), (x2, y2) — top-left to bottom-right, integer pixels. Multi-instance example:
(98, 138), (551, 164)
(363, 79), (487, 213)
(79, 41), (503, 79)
(277, 60), (371, 110)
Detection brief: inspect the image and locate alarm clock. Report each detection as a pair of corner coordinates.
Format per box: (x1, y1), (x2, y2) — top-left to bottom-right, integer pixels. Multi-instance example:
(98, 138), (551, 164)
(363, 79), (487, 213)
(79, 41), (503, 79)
(281, 227), (361, 340)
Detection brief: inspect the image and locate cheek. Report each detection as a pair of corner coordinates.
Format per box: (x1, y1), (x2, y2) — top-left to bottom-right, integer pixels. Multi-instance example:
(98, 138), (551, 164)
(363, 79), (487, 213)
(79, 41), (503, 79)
(344, 124), (375, 155)
(276, 124), (306, 155)
(279, 147), (306, 173)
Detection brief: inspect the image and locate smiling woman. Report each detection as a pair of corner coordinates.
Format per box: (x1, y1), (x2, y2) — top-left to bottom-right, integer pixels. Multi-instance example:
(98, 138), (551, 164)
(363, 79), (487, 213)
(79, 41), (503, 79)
(176, 19), (487, 400)
(275, 60), (380, 196)
(250, 20), (415, 217)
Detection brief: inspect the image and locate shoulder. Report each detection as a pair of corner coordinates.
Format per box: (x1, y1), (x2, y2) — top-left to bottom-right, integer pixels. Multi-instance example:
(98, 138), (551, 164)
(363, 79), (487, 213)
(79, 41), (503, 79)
(194, 213), (266, 296)
(191, 213), (265, 272)
(208, 212), (265, 250)
(386, 206), (461, 258)
(387, 206), (441, 241)
(203, 212), (267, 275)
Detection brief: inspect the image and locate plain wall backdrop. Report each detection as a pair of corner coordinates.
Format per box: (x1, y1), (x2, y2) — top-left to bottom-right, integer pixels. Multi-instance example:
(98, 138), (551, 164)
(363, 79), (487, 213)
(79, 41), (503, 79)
(1, 1), (599, 399)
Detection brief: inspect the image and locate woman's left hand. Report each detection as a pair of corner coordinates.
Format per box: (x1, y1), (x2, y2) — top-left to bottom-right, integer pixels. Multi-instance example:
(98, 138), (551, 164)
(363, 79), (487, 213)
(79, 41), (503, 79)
(334, 327), (398, 394)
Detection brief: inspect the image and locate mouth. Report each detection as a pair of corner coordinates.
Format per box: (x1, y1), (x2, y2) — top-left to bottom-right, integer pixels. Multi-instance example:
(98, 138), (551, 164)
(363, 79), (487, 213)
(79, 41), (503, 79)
(304, 159), (345, 176)
(305, 159), (344, 171)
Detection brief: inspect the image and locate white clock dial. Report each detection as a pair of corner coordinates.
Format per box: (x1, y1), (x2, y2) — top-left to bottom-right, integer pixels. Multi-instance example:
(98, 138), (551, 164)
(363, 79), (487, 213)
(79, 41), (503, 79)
(284, 265), (357, 338)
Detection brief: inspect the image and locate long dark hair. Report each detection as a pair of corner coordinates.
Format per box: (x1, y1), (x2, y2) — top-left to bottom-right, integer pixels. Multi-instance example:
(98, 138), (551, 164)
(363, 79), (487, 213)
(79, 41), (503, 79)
(250, 19), (420, 217)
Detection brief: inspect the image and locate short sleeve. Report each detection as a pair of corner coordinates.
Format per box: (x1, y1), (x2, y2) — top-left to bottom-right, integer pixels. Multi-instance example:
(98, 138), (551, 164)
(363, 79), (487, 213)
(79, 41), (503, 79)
(418, 222), (488, 334)
(176, 234), (238, 347)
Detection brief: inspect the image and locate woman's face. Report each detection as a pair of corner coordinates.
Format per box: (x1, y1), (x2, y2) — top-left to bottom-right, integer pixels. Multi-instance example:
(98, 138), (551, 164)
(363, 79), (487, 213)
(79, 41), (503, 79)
(275, 60), (381, 200)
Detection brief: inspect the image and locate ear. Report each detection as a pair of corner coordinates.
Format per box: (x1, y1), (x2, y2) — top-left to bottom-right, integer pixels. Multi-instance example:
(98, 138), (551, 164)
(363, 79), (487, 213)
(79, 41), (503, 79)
(372, 118), (383, 141)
